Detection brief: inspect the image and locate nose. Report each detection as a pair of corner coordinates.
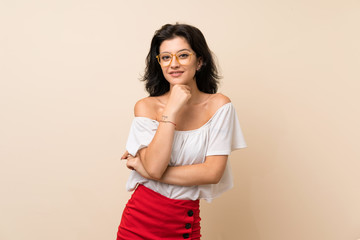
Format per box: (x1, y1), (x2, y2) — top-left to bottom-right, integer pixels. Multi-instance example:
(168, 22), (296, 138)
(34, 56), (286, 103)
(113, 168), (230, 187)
(169, 55), (180, 68)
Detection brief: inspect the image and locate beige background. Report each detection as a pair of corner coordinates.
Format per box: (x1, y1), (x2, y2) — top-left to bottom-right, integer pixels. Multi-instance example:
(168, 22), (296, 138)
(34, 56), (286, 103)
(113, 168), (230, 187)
(1, 0), (360, 239)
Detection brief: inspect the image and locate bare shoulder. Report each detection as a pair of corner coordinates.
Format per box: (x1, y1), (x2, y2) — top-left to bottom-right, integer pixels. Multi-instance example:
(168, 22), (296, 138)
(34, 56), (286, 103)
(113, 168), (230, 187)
(134, 97), (158, 119)
(208, 93), (231, 111)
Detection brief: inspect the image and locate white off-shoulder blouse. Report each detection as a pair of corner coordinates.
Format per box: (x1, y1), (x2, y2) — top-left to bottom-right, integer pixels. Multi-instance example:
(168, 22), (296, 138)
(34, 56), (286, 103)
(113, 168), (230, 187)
(125, 102), (247, 202)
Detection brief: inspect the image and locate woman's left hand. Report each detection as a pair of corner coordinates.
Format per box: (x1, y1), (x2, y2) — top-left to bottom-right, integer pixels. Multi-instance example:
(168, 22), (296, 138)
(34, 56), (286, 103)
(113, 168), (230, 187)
(121, 151), (153, 180)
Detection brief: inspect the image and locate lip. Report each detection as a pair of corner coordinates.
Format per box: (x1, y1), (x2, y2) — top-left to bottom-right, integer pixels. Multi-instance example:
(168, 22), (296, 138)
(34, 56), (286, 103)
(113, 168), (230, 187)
(169, 71), (184, 77)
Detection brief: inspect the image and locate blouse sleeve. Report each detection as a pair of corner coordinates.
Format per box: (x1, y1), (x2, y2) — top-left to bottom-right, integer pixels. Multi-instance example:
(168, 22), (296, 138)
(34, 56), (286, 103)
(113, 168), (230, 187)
(126, 117), (159, 156)
(206, 103), (247, 156)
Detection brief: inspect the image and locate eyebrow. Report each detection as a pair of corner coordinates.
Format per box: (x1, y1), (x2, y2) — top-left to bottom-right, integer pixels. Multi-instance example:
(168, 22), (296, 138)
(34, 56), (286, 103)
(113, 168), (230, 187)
(160, 48), (191, 54)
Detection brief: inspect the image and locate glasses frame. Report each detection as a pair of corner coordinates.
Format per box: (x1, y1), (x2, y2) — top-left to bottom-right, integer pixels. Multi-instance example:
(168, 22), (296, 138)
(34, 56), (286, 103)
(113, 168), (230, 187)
(156, 50), (194, 67)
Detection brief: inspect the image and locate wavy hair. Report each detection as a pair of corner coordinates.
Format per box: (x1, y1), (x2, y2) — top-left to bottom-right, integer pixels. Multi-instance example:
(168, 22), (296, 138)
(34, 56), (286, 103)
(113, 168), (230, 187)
(142, 23), (221, 96)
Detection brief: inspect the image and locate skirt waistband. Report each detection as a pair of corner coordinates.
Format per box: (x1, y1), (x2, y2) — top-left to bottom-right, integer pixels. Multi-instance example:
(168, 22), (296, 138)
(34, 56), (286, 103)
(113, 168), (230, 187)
(135, 184), (200, 209)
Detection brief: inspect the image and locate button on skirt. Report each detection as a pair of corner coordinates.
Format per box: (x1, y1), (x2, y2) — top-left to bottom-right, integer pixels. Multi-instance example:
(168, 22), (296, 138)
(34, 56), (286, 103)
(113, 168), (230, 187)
(117, 184), (201, 240)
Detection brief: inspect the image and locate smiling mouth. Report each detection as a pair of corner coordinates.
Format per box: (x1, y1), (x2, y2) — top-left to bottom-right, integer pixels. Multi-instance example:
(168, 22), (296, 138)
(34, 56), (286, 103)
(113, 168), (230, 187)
(169, 71), (184, 77)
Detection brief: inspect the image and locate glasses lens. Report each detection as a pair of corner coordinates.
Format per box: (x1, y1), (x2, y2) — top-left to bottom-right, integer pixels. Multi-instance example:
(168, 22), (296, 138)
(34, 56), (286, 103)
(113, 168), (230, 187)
(158, 53), (172, 66)
(176, 51), (192, 65)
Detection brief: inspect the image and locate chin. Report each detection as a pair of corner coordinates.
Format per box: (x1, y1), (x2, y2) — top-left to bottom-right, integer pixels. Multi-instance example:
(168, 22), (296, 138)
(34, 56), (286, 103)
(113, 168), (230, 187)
(171, 80), (192, 86)
(166, 76), (195, 86)
(167, 77), (184, 84)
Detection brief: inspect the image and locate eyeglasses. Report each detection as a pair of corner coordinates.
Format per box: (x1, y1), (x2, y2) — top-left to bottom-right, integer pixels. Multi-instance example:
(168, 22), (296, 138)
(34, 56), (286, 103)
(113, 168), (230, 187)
(156, 50), (194, 67)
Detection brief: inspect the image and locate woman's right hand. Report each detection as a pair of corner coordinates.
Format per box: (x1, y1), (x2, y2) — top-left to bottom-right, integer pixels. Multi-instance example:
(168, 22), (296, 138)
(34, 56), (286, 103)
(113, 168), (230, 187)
(163, 84), (191, 118)
(121, 151), (155, 180)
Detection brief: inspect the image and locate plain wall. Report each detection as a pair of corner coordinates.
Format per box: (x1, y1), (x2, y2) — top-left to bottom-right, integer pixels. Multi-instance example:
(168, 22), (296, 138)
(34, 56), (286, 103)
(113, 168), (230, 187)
(1, 0), (359, 239)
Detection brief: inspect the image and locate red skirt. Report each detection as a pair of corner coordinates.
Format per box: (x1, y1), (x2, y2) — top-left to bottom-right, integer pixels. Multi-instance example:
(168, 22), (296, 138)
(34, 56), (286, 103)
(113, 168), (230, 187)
(117, 184), (201, 240)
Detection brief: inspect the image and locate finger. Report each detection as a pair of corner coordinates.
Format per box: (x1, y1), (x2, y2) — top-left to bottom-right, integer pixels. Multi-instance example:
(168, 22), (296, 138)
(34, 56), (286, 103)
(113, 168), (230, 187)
(126, 160), (135, 170)
(127, 166), (135, 170)
(121, 151), (129, 160)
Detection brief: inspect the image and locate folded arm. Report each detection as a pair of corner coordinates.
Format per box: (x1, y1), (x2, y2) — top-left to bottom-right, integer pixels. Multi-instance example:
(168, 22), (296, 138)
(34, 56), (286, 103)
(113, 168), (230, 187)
(124, 148), (228, 186)
(159, 155), (228, 186)
(133, 99), (176, 180)
(133, 85), (191, 180)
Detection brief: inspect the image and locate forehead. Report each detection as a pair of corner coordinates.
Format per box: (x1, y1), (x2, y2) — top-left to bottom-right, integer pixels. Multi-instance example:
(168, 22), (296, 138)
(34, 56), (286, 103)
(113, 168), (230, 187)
(159, 36), (192, 53)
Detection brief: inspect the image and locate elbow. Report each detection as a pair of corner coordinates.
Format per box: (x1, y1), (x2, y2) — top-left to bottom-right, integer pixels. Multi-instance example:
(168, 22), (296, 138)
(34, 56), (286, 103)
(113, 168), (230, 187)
(148, 172), (163, 181)
(209, 176), (222, 185)
(145, 166), (165, 181)
(141, 153), (167, 180)
(207, 171), (223, 185)
(202, 157), (227, 185)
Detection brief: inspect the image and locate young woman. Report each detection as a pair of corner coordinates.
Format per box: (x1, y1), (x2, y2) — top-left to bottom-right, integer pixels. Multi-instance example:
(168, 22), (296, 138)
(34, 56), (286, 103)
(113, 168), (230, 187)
(116, 23), (247, 240)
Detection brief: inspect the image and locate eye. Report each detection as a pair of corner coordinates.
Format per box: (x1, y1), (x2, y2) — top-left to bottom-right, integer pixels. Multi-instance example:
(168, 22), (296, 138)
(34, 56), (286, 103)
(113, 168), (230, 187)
(178, 53), (190, 59)
(161, 54), (171, 61)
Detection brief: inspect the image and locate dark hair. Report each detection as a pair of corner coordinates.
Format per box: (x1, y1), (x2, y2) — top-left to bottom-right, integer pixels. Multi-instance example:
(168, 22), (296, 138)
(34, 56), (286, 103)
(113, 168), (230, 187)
(142, 23), (221, 96)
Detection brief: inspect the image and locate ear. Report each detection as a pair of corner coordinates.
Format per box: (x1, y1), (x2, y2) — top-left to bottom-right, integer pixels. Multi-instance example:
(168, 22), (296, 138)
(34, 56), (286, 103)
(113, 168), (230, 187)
(196, 57), (203, 71)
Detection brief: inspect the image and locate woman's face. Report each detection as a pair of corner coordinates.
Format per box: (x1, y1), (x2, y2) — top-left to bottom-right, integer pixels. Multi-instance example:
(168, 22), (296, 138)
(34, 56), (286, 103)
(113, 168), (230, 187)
(158, 36), (202, 87)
